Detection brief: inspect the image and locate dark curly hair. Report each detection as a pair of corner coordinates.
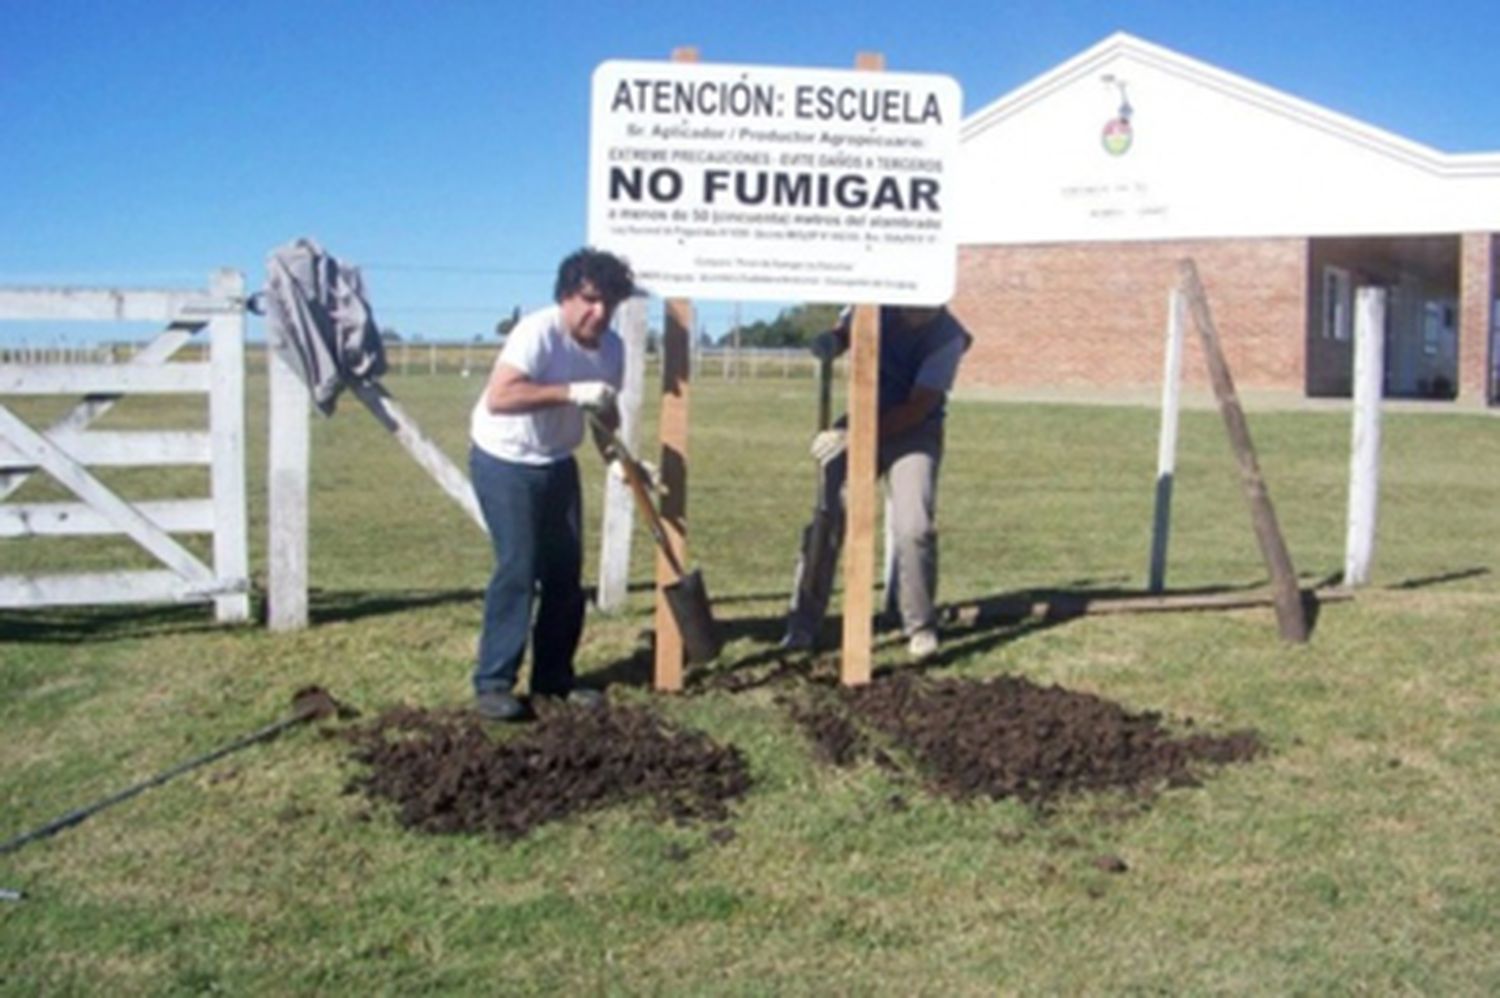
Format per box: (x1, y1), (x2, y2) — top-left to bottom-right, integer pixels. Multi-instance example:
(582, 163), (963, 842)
(554, 248), (636, 306)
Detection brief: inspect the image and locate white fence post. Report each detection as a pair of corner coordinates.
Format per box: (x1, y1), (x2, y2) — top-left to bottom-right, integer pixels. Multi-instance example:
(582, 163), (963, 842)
(1344, 287), (1386, 587)
(267, 342), (310, 631)
(1148, 287), (1186, 592)
(597, 298), (647, 611)
(209, 270), (250, 623)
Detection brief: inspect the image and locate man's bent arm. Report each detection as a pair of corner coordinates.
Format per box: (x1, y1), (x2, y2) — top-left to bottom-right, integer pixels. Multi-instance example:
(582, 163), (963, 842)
(484, 362), (571, 413)
(878, 386), (944, 439)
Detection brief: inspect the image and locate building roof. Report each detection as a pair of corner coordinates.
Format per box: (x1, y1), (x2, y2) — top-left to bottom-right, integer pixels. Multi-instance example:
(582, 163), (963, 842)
(957, 33), (1500, 244)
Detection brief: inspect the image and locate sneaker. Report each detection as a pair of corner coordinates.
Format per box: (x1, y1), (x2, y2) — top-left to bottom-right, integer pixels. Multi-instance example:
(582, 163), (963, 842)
(907, 629), (939, 662)
(565, 687), (605, 709)
(474, 690), (528, 722)
(778, 627), (815, 653)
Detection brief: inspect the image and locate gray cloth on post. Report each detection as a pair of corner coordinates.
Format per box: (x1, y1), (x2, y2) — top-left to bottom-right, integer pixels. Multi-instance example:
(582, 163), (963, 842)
(263, 237), (388, 415)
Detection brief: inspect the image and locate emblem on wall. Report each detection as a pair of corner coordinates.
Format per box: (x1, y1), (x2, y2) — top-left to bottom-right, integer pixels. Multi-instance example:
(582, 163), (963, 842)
(1100, 74), (1133, 157)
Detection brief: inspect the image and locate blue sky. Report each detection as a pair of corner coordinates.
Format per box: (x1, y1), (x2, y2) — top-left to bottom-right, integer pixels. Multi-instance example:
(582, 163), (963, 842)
(3, 0), (1497, 344)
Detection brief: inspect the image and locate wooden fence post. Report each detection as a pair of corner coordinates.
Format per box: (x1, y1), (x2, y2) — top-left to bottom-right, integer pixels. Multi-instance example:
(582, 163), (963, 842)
(1178, 259), (1308, 643)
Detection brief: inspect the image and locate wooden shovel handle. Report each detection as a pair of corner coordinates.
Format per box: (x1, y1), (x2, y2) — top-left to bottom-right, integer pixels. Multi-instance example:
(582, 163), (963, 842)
(588, 414), (686, 578)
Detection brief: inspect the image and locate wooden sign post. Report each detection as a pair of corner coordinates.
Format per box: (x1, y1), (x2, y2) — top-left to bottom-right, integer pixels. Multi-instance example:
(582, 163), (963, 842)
(588, 49), (959, 688)
(652, 45), (700, 693)
(837, 51), (886, 688)
(841, 301), (880, 686)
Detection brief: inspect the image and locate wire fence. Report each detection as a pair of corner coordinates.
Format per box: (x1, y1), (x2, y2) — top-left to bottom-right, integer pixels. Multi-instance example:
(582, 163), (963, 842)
(378, 343), (830, 381)
(0, 340), (836, 381)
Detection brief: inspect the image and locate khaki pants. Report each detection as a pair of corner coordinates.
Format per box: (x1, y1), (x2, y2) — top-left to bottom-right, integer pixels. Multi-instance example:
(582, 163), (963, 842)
(786, 420), (943, 640)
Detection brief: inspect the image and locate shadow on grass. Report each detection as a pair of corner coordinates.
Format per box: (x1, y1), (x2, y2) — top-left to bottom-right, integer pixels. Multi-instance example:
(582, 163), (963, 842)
(307, 586), (484, 625)
(1389, 566), (1490, 590)
(653, 577), (1349, 691)
(0, 603), (226, 645)
(0, 585), (491, 644)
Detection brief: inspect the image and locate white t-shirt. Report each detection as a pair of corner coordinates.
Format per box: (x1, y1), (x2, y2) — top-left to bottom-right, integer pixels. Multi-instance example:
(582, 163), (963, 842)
(469, 304), (624, 464)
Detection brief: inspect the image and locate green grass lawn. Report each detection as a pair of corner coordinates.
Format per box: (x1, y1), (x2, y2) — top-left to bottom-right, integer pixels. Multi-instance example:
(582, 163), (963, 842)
(4, 370), (1500, 993)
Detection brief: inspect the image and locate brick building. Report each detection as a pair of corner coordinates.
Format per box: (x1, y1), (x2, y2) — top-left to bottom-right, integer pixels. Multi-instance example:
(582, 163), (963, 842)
(951, 33), (1500, 405)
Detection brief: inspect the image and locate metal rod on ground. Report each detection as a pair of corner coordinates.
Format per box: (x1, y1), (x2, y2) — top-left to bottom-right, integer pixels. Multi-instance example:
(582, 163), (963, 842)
(0, 688), (346, 857)
(1178, 259), (1309, 643)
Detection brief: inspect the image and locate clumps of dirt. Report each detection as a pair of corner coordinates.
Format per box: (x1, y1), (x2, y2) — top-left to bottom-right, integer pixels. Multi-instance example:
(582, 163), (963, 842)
(783, 696), (868, 766)
(791, 674), (1264, 809)
(344, 702), (751, 840)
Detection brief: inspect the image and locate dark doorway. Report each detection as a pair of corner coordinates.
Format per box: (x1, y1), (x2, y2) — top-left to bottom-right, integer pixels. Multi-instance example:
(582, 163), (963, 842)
(1306, 235), (1460, 400)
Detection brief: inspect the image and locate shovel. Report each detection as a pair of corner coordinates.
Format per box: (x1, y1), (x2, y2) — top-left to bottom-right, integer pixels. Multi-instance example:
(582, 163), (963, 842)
(0, 687), (350, 857)
(794, 353), (839, 638)
(591, 415), (722, 664)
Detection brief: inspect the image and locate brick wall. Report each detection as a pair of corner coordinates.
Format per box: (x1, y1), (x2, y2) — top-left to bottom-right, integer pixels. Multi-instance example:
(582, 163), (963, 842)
(950, 238), (1309, 392)
(1458, 232), (1495, 405)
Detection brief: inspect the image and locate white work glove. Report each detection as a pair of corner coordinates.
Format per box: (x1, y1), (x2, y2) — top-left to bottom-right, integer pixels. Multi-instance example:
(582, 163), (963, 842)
(808, 330), (841, 362)
(810, 428), (848, 465)
(567, 380), (616, 412)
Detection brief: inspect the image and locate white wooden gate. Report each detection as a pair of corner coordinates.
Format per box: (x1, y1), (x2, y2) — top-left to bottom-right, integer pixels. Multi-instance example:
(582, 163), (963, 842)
(0, 271), (250, 622)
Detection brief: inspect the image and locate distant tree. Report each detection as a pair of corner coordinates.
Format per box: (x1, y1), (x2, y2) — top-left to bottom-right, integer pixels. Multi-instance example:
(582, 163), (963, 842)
(495, 305), (522, 339)
(719, 303), (843, 348)
(379, 326), (402, 344)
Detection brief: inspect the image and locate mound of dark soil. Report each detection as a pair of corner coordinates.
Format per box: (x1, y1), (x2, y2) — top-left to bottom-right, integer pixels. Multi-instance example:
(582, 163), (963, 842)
(345, 702), (750, 840)
(789, 674), (1263, 808)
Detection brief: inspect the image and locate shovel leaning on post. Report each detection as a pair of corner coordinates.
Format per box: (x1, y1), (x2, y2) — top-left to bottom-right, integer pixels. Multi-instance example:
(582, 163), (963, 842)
(591, 414), (722, 665)
(793, 351), (839, 645)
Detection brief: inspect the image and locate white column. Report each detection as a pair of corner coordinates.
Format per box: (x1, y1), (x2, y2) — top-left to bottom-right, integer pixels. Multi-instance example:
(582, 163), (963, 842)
(1148, 288), (1186, 593)
(596, 298), (647, 611)
(267, 342), (310, 630)
(1344, 287), (1386, 587)
(208, 270), (250, 622)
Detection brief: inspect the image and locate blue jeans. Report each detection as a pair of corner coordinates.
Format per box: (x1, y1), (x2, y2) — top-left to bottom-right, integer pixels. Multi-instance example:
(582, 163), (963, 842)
(470, 447), (585, 697)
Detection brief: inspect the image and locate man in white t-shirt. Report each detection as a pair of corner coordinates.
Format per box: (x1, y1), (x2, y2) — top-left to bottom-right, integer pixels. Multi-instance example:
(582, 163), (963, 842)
(468, 248), (634, 722)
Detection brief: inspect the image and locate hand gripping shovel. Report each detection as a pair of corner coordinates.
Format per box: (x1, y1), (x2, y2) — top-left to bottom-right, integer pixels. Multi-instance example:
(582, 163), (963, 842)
(592, 416), (722, 664)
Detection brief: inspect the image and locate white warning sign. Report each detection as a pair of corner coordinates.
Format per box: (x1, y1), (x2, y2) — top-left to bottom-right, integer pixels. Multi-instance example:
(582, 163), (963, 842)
(588, 60), (962, 304)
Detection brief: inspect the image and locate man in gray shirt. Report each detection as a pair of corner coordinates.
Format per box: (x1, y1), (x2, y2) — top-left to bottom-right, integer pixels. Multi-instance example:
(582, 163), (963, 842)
(782, 305), (971, 662)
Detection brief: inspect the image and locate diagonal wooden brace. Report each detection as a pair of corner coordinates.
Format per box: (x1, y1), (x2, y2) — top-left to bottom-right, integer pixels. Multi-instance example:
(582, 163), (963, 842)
(0, 403), (213, 585)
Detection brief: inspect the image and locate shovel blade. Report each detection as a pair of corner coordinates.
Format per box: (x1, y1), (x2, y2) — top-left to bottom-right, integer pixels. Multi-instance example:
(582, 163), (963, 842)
(664, 569), (723, 665)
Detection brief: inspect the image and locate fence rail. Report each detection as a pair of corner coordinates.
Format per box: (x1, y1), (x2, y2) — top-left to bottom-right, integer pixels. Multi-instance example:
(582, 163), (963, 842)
(379, 343), (835, 381)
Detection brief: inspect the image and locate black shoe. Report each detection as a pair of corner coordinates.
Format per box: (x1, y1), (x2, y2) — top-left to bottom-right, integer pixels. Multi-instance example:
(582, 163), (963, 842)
(474, 690), (528, 722)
